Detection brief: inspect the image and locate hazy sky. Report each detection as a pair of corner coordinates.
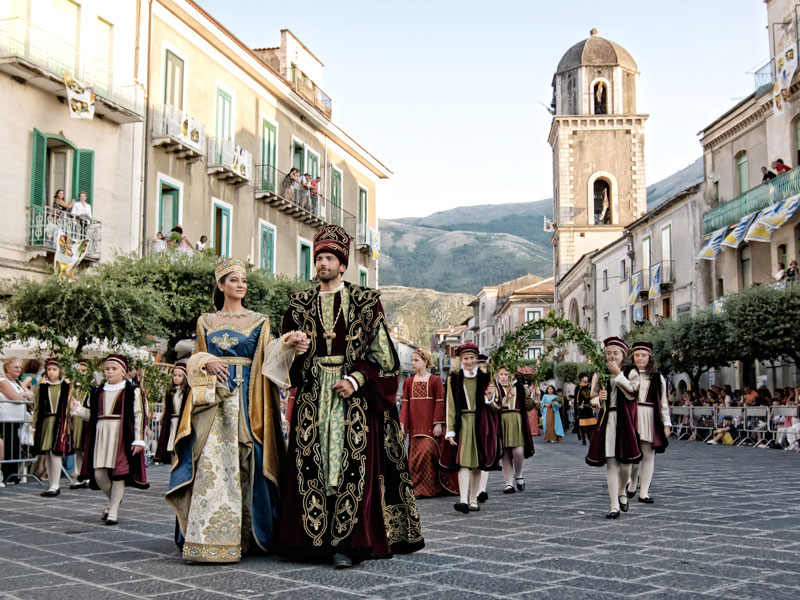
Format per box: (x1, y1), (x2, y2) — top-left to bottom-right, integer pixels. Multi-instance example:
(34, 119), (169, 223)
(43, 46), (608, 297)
(198, 0), (767, 219)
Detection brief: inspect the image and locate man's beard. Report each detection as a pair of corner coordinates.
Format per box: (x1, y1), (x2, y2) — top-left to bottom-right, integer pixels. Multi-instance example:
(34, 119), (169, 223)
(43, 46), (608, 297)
(318, 270), (341, 283)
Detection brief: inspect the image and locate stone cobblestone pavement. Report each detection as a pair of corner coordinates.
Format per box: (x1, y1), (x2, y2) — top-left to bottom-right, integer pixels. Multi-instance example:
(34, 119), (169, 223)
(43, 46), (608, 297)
(1, 437), (798, 599)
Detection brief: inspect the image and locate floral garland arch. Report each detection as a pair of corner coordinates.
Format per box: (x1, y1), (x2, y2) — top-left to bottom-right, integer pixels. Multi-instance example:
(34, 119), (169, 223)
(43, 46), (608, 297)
(490, 312), (609, 385)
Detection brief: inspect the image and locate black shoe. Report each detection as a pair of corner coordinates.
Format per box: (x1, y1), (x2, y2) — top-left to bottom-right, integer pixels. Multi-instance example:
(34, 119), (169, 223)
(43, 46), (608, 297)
(625, 486), (636, 498)
(69, 480), (89, 490)
(477, 491), (488, 503)
(619, 497), (629, 512)
(515, 478), (525, 492)
(503, 485), (515, 494)
(105, 518), (118, 526)
(40, 488), (60, 497)
(469, 502), (480, 512)
(454, 502), (470, 514)
(101, 509), (109, 521)
(582, 439), (587, 445)
(638, 496), (655, 504)
(606, 509), (620, 519)
(332, 553), (352, 569)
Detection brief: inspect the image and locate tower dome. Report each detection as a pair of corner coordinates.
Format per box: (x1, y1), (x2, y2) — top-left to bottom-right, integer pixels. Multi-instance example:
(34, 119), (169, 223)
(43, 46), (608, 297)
(556, 28), (638, 74)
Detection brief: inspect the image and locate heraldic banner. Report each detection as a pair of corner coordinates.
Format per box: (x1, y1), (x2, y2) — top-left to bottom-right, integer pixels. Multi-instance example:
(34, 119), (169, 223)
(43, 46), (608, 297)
(63, 74), (95, 119)
(54, 229), (88, 279)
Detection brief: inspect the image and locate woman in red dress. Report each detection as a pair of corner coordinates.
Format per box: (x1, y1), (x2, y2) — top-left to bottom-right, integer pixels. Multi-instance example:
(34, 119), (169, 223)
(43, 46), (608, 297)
(400, 349), (455, 497)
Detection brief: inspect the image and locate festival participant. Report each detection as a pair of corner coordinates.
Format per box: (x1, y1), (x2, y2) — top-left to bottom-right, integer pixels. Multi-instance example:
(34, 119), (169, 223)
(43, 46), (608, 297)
(442, 343), (501, 514)
(586, 337), (641, 519)
(278, 225), (424, 569)
(527, 382), (541, 436)
(474, 354), (492, 504)
(625, 342), (670, 504)
(486, 366), (534, 493)
(154, 363), (188, 465)
(166, 258), (303, 562)
(68, 359), (92, 489)
(541, 385), (564, 443)
(400, 348), (449, 498)
(71, 354), (148, 524)
(575, 373), (596, 445)
(33, 358), (74, 497)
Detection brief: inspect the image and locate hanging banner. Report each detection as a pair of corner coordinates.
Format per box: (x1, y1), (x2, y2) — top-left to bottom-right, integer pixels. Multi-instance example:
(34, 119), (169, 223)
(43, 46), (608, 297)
(54, 229), (88, 279)
(178, 112), (202, 152)
(369, 228), (380, 260)
(774, 45), (797, 115)
(232, 143), (248, 179)
(628, 272), (641, 305)
(745, 199), (787, 242)
(648, 263), (662, 299)
(63, 74), (95, 119)
(760, 193), (800, 229)
(543, 216), (556, 232)
(696, 226), (728, 259)
(722, 212), (758, 248)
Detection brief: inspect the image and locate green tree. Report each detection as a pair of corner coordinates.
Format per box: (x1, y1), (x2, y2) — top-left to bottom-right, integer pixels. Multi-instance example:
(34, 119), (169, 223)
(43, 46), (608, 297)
(91, 251), (307, 355)
(6, 275), (170, 353)
(658, 310), (731, 391)
(553, 361), (591, 384)
(722, 284), (800, 367)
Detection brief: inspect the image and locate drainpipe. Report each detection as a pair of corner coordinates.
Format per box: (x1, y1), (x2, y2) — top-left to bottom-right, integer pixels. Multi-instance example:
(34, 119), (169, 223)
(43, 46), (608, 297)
(139, 0), (153, 254)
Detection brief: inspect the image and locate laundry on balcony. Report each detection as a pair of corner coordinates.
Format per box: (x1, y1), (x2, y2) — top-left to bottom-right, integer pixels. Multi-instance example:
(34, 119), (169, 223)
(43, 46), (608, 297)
(207, 138), (252, 185)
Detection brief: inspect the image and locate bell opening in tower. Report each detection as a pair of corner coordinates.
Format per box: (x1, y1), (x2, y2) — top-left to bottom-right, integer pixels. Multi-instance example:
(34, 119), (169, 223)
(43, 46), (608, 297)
(594, 82), (607, 115)
(593, 179), (611, 225)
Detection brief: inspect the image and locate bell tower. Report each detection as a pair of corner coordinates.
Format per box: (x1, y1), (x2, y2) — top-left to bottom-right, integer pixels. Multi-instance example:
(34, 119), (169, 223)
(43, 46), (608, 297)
(549, 28), (648, 281)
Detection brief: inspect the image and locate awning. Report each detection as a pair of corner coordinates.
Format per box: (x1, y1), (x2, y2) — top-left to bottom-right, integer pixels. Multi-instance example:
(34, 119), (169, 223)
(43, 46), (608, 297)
(696, 226), (728, 259)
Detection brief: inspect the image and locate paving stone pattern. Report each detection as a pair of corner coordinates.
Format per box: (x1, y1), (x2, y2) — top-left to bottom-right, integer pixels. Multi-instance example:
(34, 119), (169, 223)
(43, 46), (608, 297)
(1, 438), (798, 599)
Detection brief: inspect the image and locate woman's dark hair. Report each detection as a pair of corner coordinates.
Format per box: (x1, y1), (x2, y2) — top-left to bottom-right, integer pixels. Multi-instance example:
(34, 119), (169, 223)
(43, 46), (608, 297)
(635, 353), (659, 377)
(544, 384), (555, 395)
(171, 225), (183, 235)
(168, 371), (190, 398)
(53, 189), (64, 198)
(212, 272), (249, 311)
(22, 359), (41, 374)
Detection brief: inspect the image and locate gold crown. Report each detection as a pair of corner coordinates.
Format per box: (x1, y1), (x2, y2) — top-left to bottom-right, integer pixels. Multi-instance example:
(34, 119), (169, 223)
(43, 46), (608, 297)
(215, 257), (247, 281)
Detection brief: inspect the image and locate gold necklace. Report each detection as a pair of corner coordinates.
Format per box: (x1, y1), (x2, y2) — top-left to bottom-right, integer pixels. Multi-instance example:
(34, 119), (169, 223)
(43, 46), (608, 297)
(216, 309), (252, 318)
(317, 292), (344, 341)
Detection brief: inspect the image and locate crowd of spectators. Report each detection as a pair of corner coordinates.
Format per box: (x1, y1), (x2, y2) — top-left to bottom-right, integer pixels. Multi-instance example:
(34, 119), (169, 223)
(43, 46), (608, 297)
(281, 168), (321, 213)
(668, 383), (799, 450)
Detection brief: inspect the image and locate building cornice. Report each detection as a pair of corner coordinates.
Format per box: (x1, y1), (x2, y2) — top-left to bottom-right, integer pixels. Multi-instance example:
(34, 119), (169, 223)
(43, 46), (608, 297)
(548, 114), (649, 146)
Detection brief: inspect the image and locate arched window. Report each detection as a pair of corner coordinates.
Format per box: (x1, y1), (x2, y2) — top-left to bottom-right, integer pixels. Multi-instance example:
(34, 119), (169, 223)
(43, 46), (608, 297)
(593, 179), (611, 224)
(568, 298), (580, 327)
(778, 244), (787, 270)
(735, 151), (748, 195)
(740, 245), (752, 288)
(593, 82), (607, 115)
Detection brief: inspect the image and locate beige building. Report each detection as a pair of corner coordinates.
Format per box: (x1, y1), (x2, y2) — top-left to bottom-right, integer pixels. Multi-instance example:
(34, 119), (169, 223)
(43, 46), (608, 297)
(697, 0), (800, 388)
(144, 0), (387, 285)
(1, 0), (145, 279)
(493, 276), (555, 361)
(549, 29), (648, 284)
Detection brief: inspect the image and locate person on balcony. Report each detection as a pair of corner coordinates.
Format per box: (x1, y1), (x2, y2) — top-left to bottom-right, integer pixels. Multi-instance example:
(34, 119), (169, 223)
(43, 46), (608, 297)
(786, 260), (798, 284)
(53, 189), (73, 213)
(773, 158), (792, 174)
(301, 173), (312, 211)
(311, 176), (321, 214)
(71, 192), (92, 221)
(761, 166), (777, 184)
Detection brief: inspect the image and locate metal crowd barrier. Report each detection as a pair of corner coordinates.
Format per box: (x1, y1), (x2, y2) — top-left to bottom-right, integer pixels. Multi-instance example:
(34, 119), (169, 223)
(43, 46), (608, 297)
(668, 404), (800, 448)
(0, 410), (38, 486)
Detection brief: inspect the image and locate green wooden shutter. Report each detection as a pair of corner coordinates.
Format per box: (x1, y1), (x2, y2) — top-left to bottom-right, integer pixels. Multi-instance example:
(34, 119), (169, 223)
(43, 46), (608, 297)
(73, 149), (95, 205)
(30, 129), (47, 207)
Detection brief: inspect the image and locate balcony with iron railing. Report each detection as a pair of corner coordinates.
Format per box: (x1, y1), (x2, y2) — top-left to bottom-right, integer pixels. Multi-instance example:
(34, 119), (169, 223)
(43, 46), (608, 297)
(702, 167), (800, 234)
(287, 67), (332, 119)
(151, 105), (206, 162)
(26, 206), (101, 261)
(753, 59), (774, 97)
(355, 223), (380, 256)
(253, 165), (358, 236)
(207, 138), (252, 185)
(634, 260), (675, 297)
(0, 17), (144, 122)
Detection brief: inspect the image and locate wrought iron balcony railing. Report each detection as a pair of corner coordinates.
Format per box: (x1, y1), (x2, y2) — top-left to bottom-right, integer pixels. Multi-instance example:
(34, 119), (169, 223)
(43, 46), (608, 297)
(151, 105), (206, 162)
(753, 59), (774, 98)
(0, 17), (144, 119)
(634, 260), (674, 295)
(26, 206), (101, 261)
(207, 137), (252, 185)
(286, 66), (332, 119)
(702, 167), (800, 234)
(253, 165), (358, 236)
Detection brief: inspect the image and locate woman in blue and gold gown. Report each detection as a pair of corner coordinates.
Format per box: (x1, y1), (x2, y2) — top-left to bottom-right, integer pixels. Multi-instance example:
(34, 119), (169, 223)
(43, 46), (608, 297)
(166, 258), (307, 563)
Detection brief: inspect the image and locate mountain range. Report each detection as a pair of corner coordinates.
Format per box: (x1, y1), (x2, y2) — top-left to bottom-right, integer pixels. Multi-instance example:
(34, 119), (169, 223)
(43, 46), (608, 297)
(379, 157), (703, 294)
